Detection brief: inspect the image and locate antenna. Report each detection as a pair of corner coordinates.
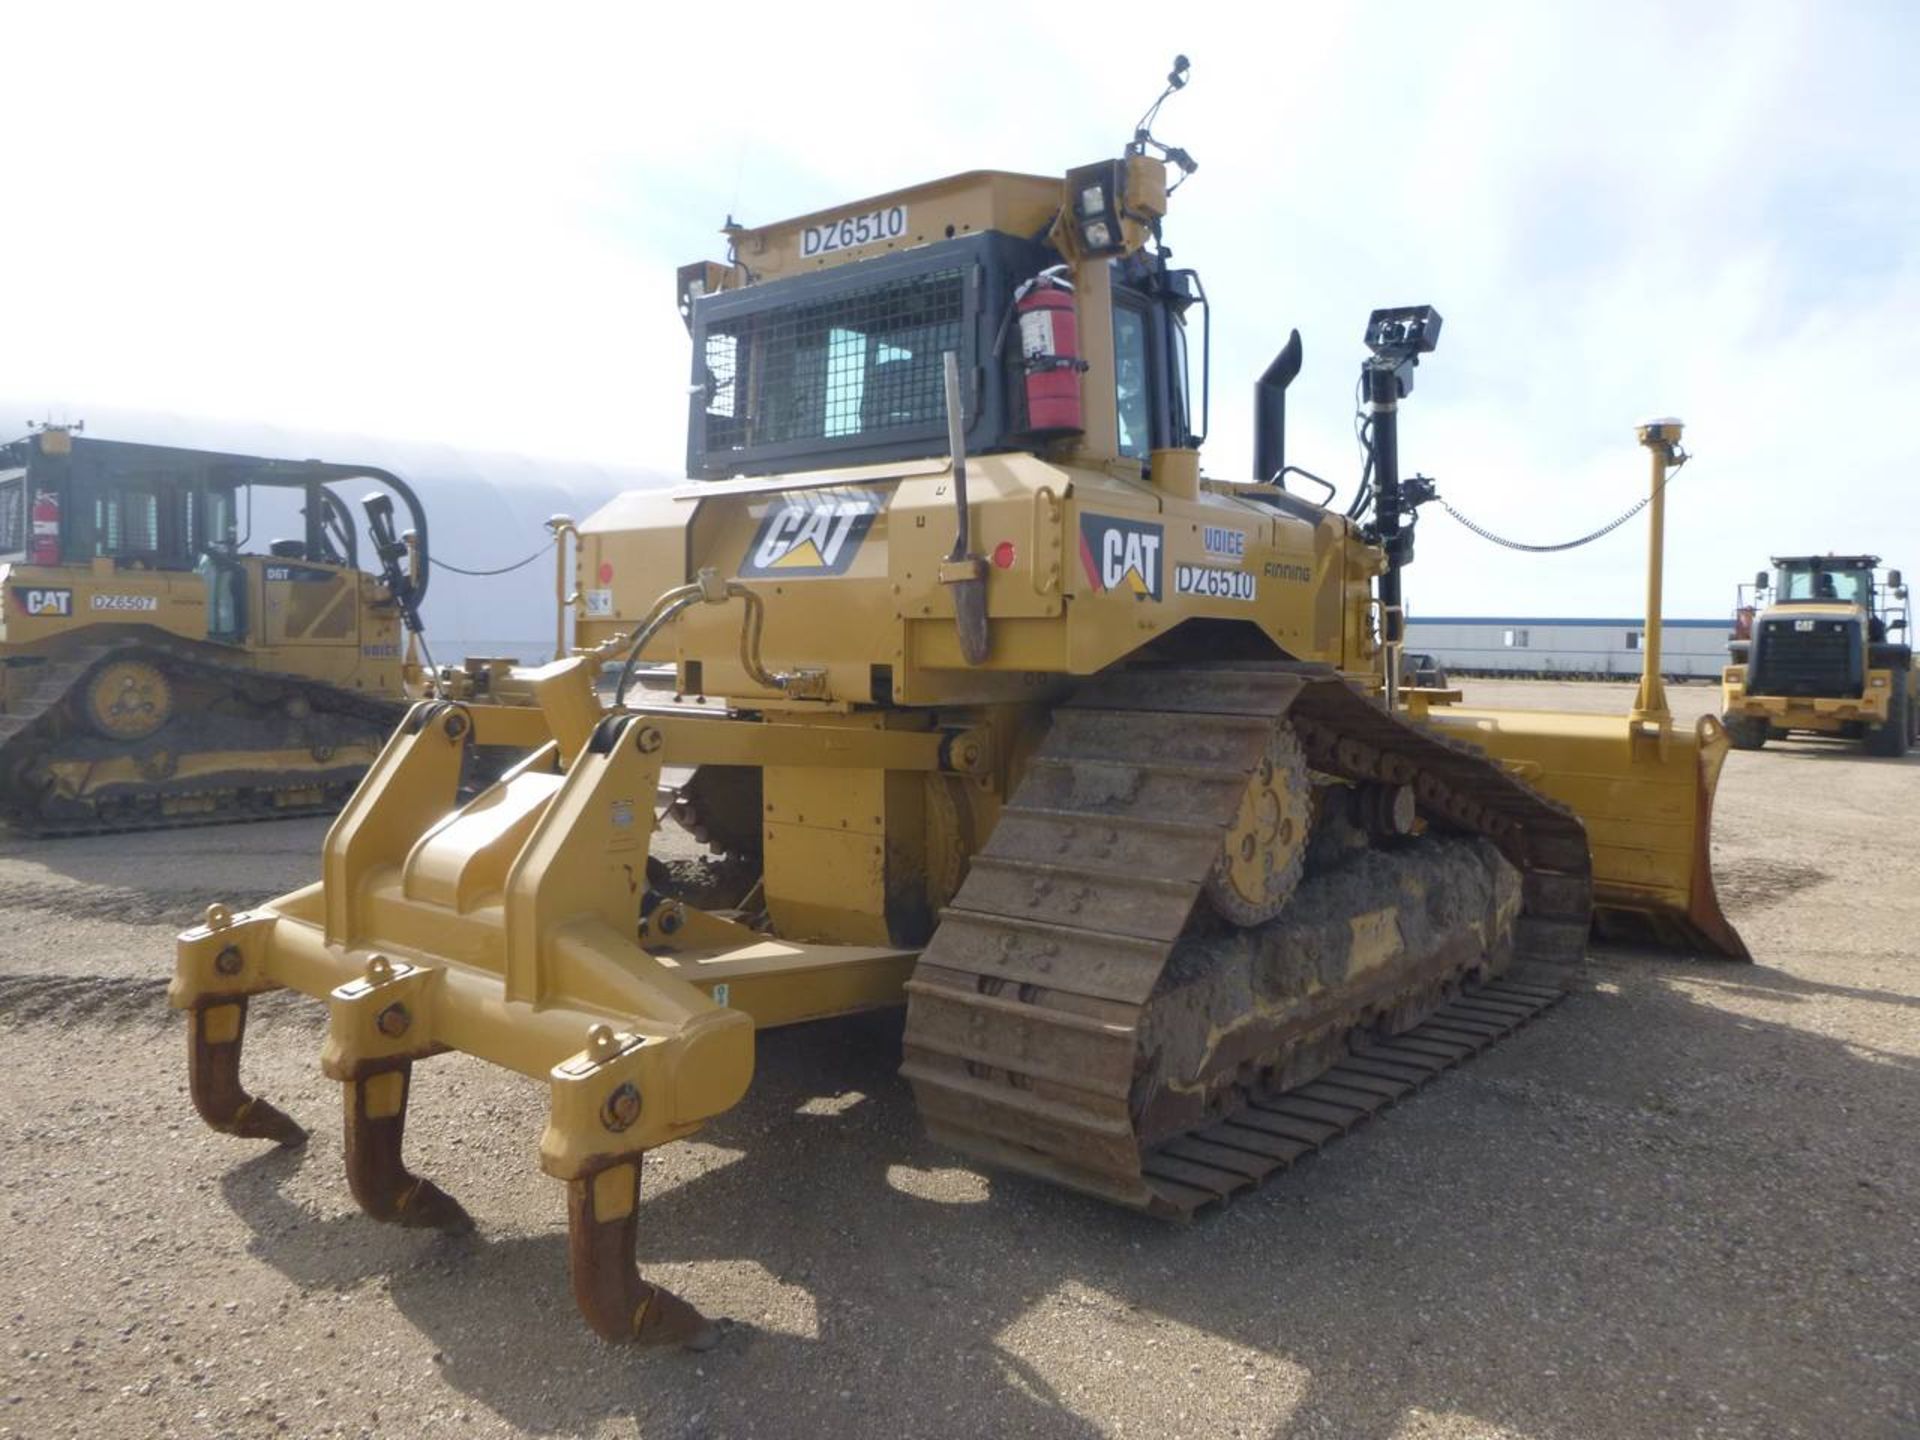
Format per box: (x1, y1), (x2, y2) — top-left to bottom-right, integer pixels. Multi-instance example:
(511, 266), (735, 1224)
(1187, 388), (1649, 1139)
(1130, 55), (1197, 187)
(1134, 54), (1190, 141)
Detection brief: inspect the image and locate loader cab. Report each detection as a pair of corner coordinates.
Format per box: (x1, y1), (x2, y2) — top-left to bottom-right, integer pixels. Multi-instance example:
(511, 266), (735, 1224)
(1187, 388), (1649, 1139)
(1765, 555), (1907, 642)
(1771, 558), (1875, 610)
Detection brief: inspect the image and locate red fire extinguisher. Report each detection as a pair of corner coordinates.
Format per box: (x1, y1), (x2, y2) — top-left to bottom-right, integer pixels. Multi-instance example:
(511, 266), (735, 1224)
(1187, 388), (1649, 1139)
(1015, 270), (1087, 434)
(29, 489), (60, 566)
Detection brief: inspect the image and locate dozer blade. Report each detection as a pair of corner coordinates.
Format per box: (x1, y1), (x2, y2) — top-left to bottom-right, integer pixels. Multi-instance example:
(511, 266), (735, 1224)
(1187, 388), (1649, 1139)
(1421, 706), (1749, 960)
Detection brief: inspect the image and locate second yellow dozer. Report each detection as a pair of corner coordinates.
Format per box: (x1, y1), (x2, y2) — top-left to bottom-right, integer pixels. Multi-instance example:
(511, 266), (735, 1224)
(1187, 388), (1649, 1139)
(0, 428), (432, 832)
(171, 121), (1746, 1348)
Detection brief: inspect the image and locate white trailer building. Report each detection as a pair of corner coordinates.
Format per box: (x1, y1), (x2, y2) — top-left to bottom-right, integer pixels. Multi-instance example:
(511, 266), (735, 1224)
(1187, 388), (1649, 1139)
(1403, 616), (1732, 681)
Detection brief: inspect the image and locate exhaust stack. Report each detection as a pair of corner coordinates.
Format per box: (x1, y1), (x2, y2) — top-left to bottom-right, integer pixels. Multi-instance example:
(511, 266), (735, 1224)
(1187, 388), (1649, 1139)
(1253, 330), (1303, 483)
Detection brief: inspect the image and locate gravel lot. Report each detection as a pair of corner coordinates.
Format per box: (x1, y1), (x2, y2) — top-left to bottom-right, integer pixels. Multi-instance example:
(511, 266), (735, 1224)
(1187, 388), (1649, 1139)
(1, 678), (1914, 1439)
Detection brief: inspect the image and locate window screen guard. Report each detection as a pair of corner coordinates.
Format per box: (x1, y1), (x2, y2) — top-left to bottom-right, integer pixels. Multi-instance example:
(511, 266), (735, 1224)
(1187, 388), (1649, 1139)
(0, 476), (22, 555)
(685, 237), (1030, 479)
(700, 265), (968, 463)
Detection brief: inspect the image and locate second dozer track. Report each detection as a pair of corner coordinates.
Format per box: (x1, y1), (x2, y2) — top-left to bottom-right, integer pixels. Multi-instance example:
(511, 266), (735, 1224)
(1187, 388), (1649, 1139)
(901, 662), (1591, 1216)
(0, 638), (404, 836)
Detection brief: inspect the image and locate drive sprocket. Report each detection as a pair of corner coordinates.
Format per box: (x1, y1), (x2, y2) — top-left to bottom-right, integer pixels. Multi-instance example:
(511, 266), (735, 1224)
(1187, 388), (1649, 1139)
(1203, 723), (1312, 925)
(84, 658), (172, 740)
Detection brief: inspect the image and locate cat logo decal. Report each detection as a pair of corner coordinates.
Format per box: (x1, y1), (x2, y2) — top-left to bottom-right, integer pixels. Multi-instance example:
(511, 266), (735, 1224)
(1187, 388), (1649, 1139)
(1077, 514), (1164, 601)
(740, 488), (883, 578)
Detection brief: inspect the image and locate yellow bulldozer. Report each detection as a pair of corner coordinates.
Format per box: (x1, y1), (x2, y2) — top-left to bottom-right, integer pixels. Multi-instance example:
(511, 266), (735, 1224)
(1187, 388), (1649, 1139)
(0, 427), (431, 832)
(171, 74), (1746, 1349)
(1720, 554), (1917, 755)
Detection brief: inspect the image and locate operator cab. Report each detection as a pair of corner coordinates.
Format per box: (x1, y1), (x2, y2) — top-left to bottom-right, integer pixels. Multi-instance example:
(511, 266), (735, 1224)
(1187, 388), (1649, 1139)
(1772, 556), (1875, 608)
(0, 431), (428, 648)
(680, 206), (1203, 479)
(0, 432), (361, 573)
(1760, 554), (1904, 643)
(678, 136), (1207, 485)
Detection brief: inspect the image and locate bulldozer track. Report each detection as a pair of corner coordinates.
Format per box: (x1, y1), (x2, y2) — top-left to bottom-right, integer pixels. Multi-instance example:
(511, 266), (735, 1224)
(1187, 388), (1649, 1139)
(944, 976), (1563, 1213)
(0, 643), (117, 749)
(0, 637), (402, 837)
(1134, 977), (1562, 1210)
(901, 661), (1591, 1218)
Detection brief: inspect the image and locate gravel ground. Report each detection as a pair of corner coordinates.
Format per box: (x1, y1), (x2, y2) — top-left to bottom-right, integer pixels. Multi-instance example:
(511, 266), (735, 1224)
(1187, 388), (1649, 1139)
(0, 678), (1914, 1439)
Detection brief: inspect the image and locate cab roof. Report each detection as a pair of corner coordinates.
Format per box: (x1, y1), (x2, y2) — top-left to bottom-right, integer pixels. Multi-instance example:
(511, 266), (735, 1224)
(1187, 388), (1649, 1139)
(1771, 554), (1880, 569)
(721, 169), (1064, 282)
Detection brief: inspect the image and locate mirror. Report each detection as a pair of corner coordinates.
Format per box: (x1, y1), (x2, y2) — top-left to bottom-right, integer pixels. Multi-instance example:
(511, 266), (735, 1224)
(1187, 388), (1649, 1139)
(1754, 570), (1769, 590)
(1889, 569), (1902, 588)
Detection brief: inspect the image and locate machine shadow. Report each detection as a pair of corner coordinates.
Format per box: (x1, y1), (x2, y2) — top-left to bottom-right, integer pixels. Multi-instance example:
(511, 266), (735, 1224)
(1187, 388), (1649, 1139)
(1666, 956), (1920, 1013)
(0, 816), (330, 924)
(214, 962), (1920, 1439)
(1740, 741), (1920, 765)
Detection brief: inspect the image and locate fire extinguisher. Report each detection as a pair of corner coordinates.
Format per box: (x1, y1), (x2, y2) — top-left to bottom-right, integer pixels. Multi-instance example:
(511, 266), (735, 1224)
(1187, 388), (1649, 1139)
(29, 488), (60, 566)
(1014, 269), (1088, 434)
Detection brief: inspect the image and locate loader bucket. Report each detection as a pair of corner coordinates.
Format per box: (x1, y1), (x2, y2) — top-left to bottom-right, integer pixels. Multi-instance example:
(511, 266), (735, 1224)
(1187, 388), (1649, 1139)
(1422, 707), (1750, 960)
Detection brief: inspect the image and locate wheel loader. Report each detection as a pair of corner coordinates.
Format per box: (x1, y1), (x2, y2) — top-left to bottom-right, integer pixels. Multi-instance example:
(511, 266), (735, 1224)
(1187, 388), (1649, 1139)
(0, 428), (430, 832)
(1720, 554), (1917, 755)
(171, 78), (1747, 1349)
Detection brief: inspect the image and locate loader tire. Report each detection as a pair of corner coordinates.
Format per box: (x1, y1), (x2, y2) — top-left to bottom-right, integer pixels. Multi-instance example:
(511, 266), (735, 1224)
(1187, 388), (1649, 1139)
(1722, 713), (1768, 751)
(1865, 683), (1909, 757)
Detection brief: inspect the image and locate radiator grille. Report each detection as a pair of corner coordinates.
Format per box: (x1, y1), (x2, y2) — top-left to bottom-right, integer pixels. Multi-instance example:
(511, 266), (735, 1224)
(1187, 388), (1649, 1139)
(1749, 617), (1860, 696)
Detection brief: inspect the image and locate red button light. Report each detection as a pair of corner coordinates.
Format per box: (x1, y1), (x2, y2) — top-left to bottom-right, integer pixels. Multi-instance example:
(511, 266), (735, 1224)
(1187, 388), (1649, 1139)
(597, 561), (614, 584)
(990, 541), (1017, 570)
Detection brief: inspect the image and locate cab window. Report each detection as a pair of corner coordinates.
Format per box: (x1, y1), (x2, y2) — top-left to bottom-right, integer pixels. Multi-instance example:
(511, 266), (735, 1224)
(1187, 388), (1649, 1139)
(205, 488), (236, 550)
(1113, 304), (1152, 460)
(184, 486), (238, 558)
(1168, 316), (1191, 446)
(0, 474), (23, 557)
(94, 488), (160, 557)
(1780, 567), (1868, 604)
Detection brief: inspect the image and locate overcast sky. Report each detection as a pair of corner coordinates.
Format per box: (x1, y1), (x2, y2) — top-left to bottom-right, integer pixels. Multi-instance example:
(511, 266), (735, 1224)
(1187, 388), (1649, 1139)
(5, 1), (1913, 617)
